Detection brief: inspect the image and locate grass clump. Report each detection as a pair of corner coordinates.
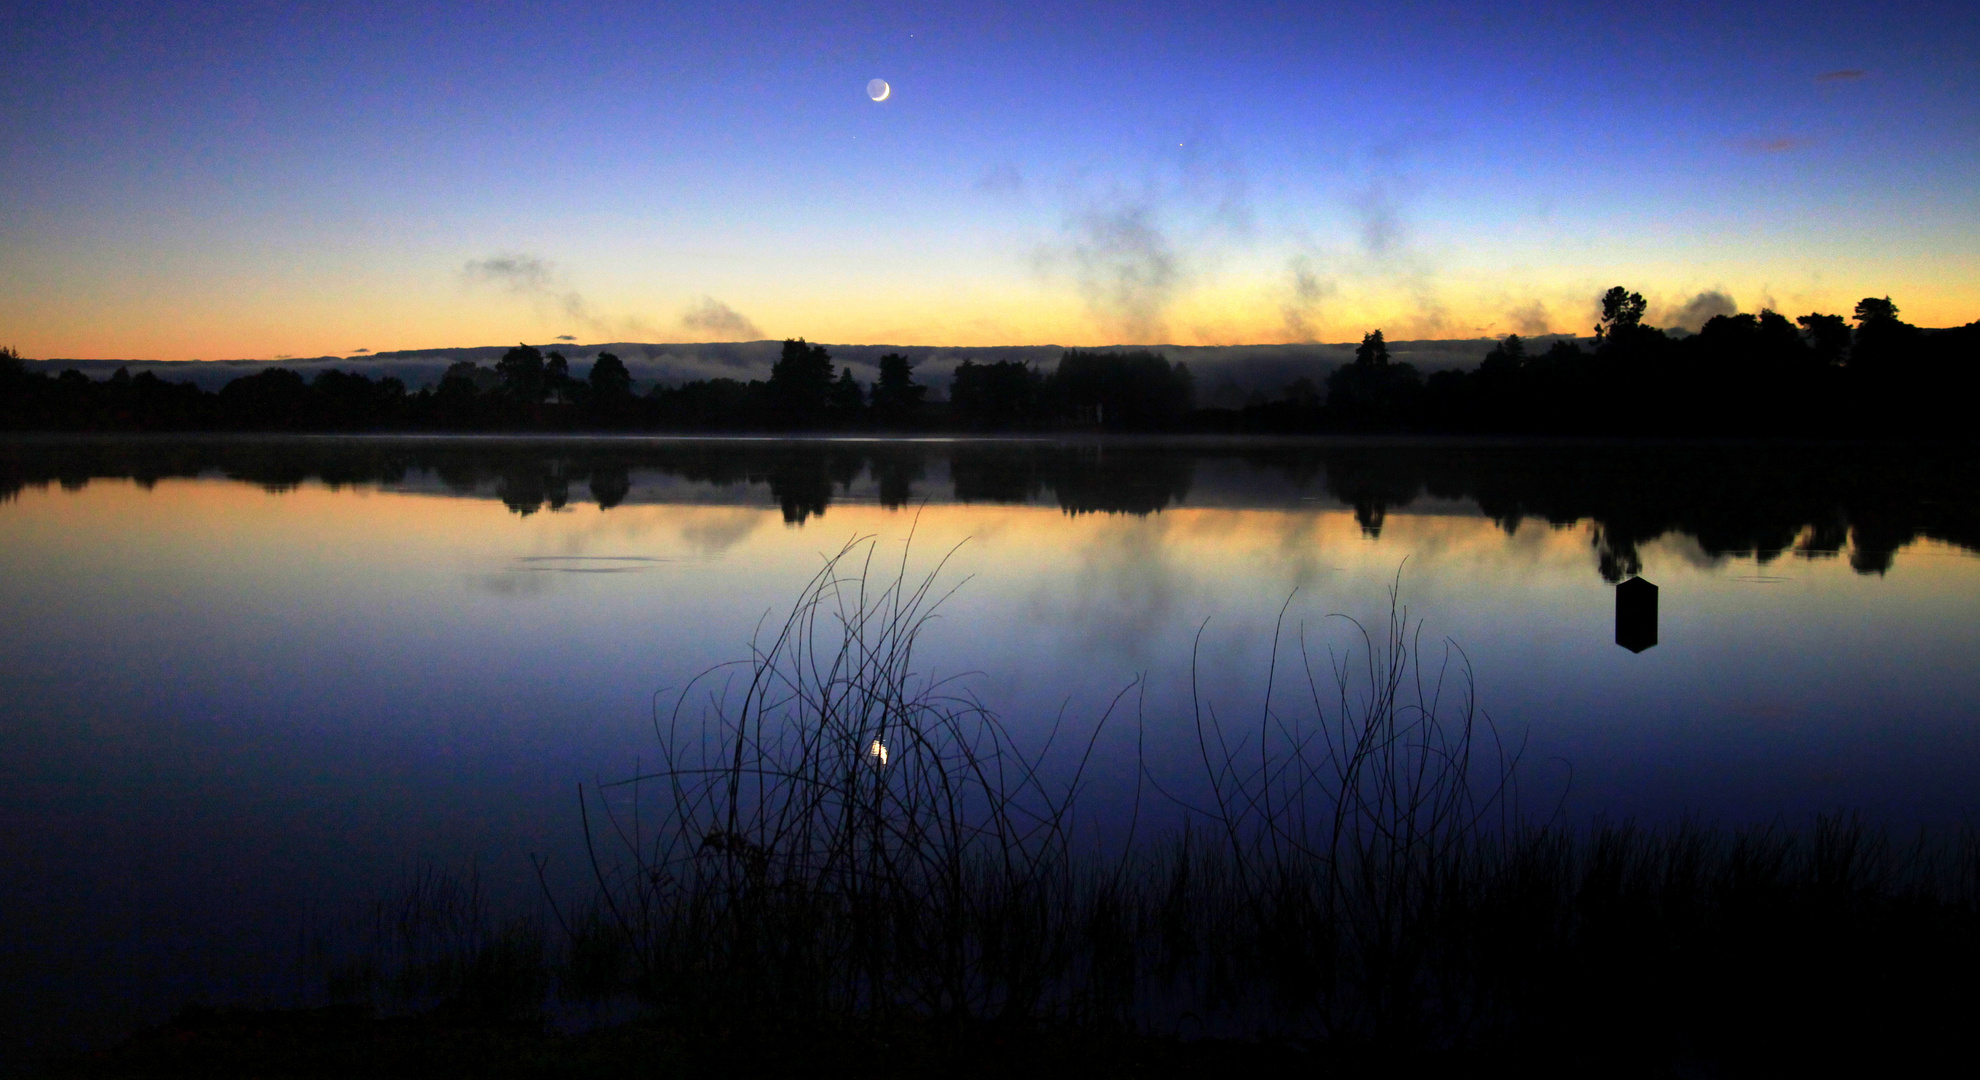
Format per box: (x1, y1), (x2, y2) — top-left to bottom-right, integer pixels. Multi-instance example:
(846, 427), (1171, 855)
(568, 536), (1119, 1034)
(307, 861), (549, 1028)
(294, 538), (1978, 1073)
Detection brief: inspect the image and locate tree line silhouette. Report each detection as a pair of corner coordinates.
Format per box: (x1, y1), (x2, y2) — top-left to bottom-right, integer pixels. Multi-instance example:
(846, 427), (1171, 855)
(0, 341), (1190, 433)
(2, 289), (1974, 435)
(1231, 292), (1980, 436)
(6, 438), (1974, 578)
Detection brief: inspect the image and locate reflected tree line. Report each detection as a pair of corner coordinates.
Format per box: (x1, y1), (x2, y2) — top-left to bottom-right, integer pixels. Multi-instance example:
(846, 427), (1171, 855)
(4, 290), (1975, 435)
(0, 439), (1196, 523)
(6, 439), (1975, 578)
(1233, 442), (1980, 579)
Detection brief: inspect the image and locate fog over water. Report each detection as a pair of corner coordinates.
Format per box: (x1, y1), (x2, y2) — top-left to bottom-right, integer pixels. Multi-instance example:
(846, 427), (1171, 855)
(4, 435), (1978, 1059)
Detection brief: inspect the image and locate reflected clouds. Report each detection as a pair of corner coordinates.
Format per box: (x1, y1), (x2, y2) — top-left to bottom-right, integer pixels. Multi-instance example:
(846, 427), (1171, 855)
(471, 567), (554, 596)
(508, 555), (671, 573)
(678, 508), (767, 557)
(1046, 513), (1192, 666)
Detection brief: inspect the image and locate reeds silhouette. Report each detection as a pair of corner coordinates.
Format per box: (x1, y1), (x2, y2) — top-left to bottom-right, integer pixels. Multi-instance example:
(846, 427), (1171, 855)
(319, 539), (1980, 1067)
(310, 861), (547, 1025)
(570, 536), (1115, 1032)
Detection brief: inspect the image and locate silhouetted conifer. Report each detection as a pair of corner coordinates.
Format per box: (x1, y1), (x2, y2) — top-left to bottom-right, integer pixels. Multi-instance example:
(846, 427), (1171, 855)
(767, 338), (834, 428)
(1324, 330), (1422, 431)
(496, 344), (547, 403)
(870, 353), (927, 428)
(588, 353), (632, 399)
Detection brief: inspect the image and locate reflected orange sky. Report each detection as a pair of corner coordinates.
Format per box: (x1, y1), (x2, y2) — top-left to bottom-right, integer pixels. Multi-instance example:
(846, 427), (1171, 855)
(11, 477), (1975, 635)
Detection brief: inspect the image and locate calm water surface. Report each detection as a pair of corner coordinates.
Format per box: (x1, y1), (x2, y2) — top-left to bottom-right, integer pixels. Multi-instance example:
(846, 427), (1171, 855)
(4, 436), (1978, 1056)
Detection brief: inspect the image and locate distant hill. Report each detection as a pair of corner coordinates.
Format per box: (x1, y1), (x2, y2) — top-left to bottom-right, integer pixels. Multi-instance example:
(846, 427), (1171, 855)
(21, 337), (1586, 402)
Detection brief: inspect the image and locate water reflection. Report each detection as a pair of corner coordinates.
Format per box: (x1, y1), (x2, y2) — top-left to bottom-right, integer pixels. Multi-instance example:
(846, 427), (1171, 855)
(4, 435), (1978, 1061)
(510, 555), (668, 574)
(1615, 576), (1658, 653)
(3, 436), (1976, 579)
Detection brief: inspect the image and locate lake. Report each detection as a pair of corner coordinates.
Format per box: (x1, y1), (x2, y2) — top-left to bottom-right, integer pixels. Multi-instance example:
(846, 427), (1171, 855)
(4, 434), (1979, 1059)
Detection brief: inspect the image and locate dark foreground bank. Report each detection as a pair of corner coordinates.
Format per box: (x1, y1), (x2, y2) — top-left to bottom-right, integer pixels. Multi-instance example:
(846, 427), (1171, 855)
(34, 814), (1979, 1079)
(37, 1007), (1323, 1079)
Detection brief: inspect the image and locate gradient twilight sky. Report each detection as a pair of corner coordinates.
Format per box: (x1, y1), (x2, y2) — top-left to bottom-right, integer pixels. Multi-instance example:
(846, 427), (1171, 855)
(3, 1), (1976, 361)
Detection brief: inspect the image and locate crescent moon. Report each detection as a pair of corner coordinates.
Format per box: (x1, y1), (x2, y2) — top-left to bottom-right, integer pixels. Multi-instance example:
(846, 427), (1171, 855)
(867, 78), (891, 102)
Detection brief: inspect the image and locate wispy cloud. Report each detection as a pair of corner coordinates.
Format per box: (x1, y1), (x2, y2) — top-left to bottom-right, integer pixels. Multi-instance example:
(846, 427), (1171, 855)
(464, 253), (553, 292)
(1036, 131), (1253, 343)
(1666, 289), (1738, 332)
(1281, 255), (1336, 342)
(1349, 180), (1407, 259)
(1177, 134), (1253, 238)
(1060, 199), (1181, 343)
(1507, 300), (1550, 336)
(681, 297), (762, 340)
(976, 162), (1023, 196)
(1347, 172), (1451, 338)
(1816, 69), (1865, 81)
(1742, 136), (1811, 153)
(462, 252), (605, 333)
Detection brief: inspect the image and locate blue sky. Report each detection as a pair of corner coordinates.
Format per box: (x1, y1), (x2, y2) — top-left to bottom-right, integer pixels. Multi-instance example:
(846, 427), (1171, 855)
(3, 0), (1975, 358)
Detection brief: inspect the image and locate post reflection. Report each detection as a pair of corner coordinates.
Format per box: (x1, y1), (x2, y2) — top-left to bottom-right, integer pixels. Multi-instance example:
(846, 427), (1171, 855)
(1616, 576), (1659, 653)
